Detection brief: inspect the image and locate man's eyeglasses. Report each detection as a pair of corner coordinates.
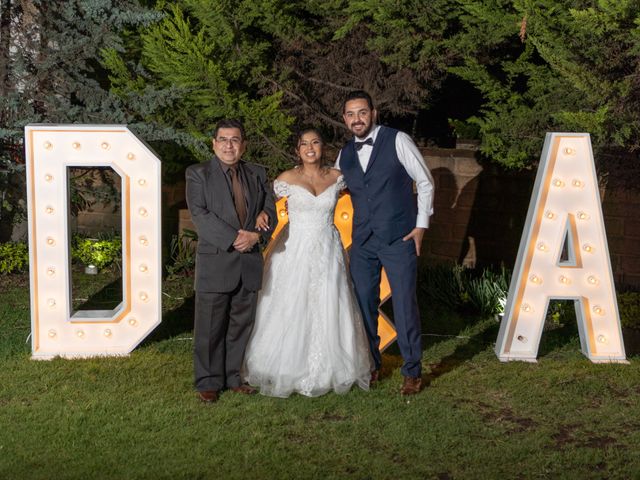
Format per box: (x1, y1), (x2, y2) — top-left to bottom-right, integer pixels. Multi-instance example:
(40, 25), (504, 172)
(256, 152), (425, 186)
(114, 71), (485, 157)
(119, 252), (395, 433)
(215, 137), (243, 146)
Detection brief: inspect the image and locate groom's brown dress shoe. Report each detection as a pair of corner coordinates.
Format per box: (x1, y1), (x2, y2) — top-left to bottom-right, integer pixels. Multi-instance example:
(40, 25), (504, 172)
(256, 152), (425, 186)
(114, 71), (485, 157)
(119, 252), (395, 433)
(400, 376), (422, 396)
(370, 370), (380, 384)
(230, 384), (257, 395)
(197, 390), (219, 403)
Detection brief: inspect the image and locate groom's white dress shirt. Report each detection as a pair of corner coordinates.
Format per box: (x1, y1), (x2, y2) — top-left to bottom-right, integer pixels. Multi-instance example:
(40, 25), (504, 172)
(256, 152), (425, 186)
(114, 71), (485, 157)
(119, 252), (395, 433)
(335, 125), (435, 228)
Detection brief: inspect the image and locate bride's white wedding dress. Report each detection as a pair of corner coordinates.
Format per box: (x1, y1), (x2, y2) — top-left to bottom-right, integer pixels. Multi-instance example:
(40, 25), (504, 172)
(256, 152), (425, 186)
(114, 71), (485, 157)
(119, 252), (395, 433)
(243, 175), (372, 397)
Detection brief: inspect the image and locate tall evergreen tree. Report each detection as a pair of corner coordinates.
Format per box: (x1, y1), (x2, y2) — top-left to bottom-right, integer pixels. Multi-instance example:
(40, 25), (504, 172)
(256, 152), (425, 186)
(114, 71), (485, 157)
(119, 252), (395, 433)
(265, 0), (453, 144)
(448, 0), (640, 168)
(339, 0), (640, 169)
(103, 1), (296, 176)
(104, 0), (454, 168)
(0, 0), (160, 239)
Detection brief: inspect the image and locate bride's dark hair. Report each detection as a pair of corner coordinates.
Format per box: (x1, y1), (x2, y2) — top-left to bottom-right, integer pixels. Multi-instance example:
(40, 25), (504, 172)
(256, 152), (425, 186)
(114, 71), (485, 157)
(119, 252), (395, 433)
(297, 127), (324, 143)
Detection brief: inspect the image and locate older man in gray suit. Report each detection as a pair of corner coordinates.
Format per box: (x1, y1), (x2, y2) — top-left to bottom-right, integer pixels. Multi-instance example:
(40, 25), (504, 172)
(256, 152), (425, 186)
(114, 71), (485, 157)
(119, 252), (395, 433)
(186, 119), (276, 403)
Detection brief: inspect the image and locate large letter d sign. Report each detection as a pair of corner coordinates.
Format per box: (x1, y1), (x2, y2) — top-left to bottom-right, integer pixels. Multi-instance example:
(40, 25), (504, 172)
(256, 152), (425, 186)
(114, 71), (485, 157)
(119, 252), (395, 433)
(25, 125), (162, 359)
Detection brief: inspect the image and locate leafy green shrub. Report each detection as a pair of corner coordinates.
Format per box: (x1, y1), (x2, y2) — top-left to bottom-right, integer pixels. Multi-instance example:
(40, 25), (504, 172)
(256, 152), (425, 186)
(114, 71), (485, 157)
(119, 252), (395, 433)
(0, 241), (29, 274)
(617, 292), (640, 330)
(448, 119), (480, 140)
(419, 263), (510, 317)
(545, 300), (577, 329)
(464, 266), (511, 316)
(72, 235), (121, 270)
(166, 229), (197, 277)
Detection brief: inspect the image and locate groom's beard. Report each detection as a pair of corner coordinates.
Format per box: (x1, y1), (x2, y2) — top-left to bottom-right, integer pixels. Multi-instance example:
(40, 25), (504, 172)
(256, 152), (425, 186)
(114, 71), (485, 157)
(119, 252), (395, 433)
(350, 121), (374, 139)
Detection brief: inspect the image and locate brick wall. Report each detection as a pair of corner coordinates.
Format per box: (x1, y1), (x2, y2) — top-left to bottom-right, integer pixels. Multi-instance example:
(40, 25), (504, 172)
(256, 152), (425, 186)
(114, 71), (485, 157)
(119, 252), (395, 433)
(421, 148), (533, 269)
(602, 189), (640, 287)
(66, 148), (639, 289)
(421, 147), (640, 289)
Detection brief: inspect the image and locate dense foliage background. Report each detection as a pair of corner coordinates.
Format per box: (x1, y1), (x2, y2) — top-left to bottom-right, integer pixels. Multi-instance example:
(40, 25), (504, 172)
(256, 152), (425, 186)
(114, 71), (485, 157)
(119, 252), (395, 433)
(2, 0), (640, 236)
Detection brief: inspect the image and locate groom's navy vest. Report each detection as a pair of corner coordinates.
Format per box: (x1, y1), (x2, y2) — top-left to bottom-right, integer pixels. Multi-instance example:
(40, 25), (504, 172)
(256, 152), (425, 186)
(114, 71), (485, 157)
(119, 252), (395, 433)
(340, 126), (416, 245)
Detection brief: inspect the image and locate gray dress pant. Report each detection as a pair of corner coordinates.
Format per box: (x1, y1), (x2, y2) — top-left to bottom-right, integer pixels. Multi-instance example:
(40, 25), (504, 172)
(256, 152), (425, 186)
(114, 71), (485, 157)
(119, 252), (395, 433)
(193, 281), (257, 391)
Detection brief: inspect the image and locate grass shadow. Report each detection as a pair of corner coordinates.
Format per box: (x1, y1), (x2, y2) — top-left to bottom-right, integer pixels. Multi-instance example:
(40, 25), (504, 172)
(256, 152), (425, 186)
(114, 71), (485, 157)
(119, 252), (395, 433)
(538, 301), (581, 357)
(141, 293), (195, 346)
(538, 321), (581, 357)
(423, 318), (500, 387)
(381, 296), (498, 383)
(382, 299), (480, 356)
(73, 272), (122, 311)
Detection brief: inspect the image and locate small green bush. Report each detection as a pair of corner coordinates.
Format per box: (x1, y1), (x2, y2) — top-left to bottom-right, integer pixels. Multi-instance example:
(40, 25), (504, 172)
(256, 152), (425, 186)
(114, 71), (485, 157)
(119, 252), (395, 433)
(72, 235), (122, 270)
(448, 118), (480, 139)
(419, 263), (510, 317)
(545, 300), (577, 328)
(618, 292), (640, 330)
(166, 229), (197, 277)
(465, 266), (511, 316)
(0, 241), (29, 274)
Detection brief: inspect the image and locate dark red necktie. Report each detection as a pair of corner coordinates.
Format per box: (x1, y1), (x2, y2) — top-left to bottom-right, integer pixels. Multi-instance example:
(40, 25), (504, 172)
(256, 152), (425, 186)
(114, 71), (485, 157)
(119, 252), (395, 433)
(229, 166), (247, 226)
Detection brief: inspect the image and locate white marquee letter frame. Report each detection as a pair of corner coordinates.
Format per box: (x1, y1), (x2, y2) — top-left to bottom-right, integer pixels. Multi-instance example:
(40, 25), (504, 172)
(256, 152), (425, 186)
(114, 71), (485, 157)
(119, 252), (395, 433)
(495, 133), (626, 363)
(25, 125), (162, 359)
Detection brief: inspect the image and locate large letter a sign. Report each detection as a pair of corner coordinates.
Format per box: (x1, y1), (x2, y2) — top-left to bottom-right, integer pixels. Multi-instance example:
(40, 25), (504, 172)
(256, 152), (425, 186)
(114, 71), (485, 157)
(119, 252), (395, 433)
(495, 133), (626, 363)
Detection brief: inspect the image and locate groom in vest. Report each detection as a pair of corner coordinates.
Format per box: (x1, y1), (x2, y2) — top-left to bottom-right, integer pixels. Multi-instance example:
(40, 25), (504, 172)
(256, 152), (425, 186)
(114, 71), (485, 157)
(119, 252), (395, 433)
(336, 90), (434, 395)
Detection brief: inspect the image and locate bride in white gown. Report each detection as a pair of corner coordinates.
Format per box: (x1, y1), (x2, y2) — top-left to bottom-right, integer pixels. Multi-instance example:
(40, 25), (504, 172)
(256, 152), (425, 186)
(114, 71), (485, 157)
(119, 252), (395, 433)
(243, 128), (372, 397)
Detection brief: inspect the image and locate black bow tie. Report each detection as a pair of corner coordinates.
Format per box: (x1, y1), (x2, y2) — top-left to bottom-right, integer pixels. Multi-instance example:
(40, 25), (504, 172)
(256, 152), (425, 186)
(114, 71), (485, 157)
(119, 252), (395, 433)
(355, 138), (374, 151)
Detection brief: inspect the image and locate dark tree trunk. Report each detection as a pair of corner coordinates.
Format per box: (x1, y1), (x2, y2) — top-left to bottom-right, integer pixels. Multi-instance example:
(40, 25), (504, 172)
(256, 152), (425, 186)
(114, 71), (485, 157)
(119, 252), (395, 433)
(0, 0), (13, 98)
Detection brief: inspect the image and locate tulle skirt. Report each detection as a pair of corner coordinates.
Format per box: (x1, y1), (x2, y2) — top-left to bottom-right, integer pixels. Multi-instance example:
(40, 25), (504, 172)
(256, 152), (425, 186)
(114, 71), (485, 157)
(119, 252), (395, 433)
(243, 224), (372, 398)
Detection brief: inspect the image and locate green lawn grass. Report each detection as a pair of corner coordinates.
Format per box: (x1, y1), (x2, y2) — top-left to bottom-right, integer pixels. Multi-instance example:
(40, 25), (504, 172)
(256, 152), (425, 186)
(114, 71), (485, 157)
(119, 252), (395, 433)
(1, 271), (639, 479)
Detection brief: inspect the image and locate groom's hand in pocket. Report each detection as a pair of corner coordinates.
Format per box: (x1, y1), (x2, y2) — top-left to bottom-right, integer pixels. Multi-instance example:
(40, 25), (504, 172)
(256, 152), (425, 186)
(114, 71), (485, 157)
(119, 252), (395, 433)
(234, 230), (260, 252)
(402, 227), (426, 256)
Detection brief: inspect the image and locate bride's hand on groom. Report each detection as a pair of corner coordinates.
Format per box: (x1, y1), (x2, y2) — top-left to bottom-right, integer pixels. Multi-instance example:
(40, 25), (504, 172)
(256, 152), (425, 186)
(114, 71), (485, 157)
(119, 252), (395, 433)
(403, 227), (426, 256)
(234, 230), (260, 252)
(255, 211), (270, 231)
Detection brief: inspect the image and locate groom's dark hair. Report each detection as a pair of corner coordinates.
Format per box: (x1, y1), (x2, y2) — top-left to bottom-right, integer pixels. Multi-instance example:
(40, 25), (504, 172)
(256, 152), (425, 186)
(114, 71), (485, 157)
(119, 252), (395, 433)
(343, 90), (375, 112)
(213, 118), (246, 140)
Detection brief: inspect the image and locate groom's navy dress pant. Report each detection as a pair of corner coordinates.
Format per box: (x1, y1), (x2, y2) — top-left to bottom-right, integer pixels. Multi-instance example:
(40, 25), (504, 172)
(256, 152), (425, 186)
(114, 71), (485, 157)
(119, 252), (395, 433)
(349, 233), (421, 378)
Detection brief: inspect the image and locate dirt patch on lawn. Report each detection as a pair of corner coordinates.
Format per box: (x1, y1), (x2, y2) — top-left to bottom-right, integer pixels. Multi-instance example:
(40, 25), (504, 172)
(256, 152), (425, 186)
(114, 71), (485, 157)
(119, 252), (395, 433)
(0, 272), (29, 288)
(454, 399), (537, 434)
(552, 423), (620, 449)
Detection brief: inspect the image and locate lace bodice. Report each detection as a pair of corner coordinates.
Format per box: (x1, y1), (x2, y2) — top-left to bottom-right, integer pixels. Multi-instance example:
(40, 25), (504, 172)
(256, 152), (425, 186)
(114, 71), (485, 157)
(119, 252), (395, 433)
(274, 176), (346, 231)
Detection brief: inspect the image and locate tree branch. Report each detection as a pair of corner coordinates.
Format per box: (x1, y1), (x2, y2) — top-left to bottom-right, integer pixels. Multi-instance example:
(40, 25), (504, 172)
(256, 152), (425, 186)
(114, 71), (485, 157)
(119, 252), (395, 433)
(291, 69), (353, 92)
(264, 76), (347, 130)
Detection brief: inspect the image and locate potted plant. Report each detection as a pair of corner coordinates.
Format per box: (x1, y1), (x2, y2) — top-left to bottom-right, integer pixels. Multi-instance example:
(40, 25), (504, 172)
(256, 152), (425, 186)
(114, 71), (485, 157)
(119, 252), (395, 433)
(73, 235), (122, 274)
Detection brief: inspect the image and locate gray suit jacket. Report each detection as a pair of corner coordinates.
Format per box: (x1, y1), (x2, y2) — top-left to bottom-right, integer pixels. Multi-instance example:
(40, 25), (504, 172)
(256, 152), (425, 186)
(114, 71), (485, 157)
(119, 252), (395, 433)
(185, 157), (276, 293)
